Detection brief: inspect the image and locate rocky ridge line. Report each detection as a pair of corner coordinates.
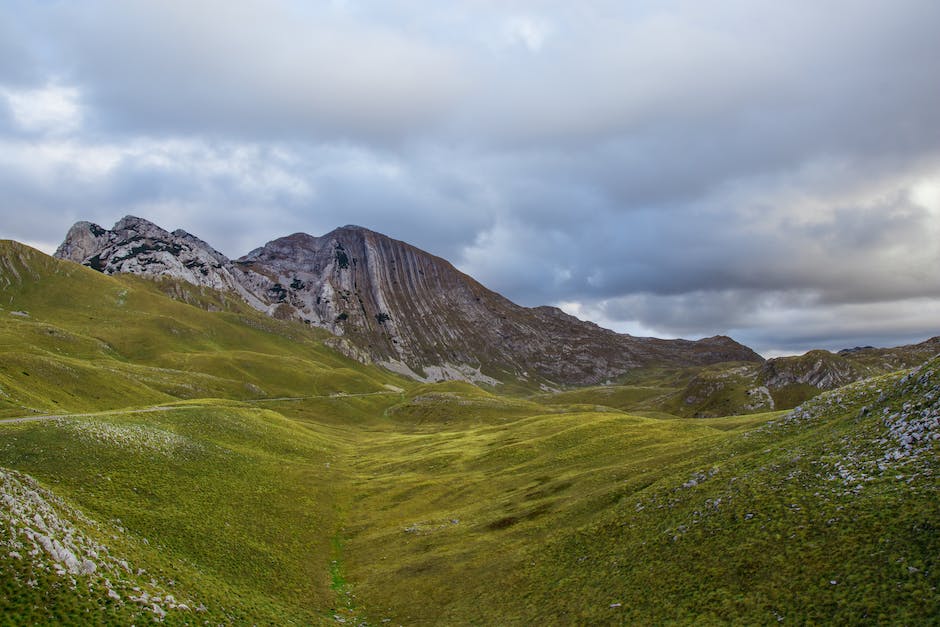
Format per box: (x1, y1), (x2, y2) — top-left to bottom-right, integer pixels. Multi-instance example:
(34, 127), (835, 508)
(55, 216), (763, 385)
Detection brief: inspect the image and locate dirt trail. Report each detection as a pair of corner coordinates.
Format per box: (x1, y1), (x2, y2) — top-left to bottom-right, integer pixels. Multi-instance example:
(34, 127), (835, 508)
(247, 391), (399, 402)
(0, 390), (402, 424)
(0, 406), (181, 424)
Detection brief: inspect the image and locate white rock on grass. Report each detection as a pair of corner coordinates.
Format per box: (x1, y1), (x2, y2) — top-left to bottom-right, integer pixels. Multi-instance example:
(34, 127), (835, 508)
(54, 419), (201, 457)
(0, 466), (201, 618)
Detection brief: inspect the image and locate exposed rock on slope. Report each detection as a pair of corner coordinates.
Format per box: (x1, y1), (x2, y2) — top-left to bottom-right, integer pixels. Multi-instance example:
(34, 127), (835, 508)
(837, 336), (940, 371)
(759, 349), (862, 390)
(0, 466), (199, 620)
(55, 217), (265, 310)
(759, 338), (940, 393)
(672, 337), (940, 416)
(55, 217), (762, 385)
(236, 226), (762, 385)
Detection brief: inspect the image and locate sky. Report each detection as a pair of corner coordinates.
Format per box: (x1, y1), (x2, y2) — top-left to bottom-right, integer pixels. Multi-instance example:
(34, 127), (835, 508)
(1, 0), (939, 357)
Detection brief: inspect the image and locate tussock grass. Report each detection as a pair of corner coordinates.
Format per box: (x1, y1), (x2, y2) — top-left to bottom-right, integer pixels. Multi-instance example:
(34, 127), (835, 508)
(1, 241), (936, 624)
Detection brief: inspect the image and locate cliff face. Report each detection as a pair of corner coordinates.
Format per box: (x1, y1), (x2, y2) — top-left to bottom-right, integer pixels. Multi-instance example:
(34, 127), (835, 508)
(233, 225), (763, 385)
(55, 216), (763, 385)
(54, 217), (266, 310)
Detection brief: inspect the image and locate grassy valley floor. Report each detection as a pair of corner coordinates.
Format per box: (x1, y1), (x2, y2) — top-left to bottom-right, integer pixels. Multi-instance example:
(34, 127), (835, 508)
(2, 370), (937, 624)
(0, 241), (937, 624)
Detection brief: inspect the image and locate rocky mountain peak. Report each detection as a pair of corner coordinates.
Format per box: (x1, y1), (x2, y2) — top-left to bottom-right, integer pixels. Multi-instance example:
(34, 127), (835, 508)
(240, 232), (321, 264)
(112, 215), (167, 235)
(53, 217), (265, 309)
(54, 221), (110, 264)
(55, 217), (763, 385)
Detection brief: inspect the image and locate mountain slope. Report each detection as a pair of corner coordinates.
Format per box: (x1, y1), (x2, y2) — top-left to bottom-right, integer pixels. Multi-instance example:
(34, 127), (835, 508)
(55, 216), (266, 310)
(669, 337), (940, 417)
(0, 239), (405, 418)
(1, 239), (936, 623)
(55, 217), (762, 385)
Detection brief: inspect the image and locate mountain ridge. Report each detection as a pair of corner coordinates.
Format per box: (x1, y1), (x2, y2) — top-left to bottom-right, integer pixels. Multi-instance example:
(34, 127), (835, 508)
(54, 216), (762, 385)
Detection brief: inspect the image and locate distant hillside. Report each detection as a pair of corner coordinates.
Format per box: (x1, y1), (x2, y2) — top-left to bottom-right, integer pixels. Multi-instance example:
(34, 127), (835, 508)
(668, 338), (940, 417)
(54, 216), (762, 386)
(529, 337), (940, 420)
(1, 238), (937, 623)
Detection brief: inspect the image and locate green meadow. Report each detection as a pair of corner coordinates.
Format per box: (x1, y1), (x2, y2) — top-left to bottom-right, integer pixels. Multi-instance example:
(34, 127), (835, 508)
(1, 241), (937, 624)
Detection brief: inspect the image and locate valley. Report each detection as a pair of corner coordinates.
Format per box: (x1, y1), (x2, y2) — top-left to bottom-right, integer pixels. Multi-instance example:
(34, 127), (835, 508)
(1, 239), (937, 624)
(5, 0), (939, 622)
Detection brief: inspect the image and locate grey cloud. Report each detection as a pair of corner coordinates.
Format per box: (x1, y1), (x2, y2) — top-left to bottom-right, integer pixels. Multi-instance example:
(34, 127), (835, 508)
(0, 137), (498, 261)
(456, 153), (940, 339)
(580, 290), (940, 355)
(0, 4), (40, 86)
(44, 0), (464, 143)
(1, 0), (939, 355)
(463, 1), (940, 145)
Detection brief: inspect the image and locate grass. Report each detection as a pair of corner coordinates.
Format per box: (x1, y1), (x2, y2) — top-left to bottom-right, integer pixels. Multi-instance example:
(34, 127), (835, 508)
(0, 240), (937, 624)
(0, 241), (407, 417)
(0, 405), (344, 623)
(532, 384), (674, 411)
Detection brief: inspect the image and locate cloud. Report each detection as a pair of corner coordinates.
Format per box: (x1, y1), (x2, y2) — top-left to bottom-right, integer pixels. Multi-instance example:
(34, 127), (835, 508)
(0, 135), (497, 260)
(567, 290), (940, 356)
(0, 0), (938, 355)
(44, 0), (465, 143)
(1, 83), (83, 135)
(501, 16), (553, 52)
(0, 8), (39, 86)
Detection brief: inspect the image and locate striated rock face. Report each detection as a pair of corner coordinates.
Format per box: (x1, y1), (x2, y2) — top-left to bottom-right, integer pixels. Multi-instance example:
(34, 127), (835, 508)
(55, 217), (763, 385)
(233, 226), (763, 385)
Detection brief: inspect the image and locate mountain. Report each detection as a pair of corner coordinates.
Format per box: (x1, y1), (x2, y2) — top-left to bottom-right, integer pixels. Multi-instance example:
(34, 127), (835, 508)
(55, 216), (762, 385)
(666, 336), (940, 417)
(55, 216), (266, 310)
(3, 239), (938, 623)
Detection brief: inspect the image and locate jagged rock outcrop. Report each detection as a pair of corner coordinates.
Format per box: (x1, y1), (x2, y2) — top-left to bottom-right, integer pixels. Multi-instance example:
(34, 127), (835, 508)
(672, 337), (940, 416)
(54, 217), (266, 310)
(759, 350), (862, 390)
(55, 216), (763, 385)
(759, 337), (940, 392)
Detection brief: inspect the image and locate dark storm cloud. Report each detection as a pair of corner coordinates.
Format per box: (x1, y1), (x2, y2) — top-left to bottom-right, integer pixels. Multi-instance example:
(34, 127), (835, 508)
(0, 0), (938, 355)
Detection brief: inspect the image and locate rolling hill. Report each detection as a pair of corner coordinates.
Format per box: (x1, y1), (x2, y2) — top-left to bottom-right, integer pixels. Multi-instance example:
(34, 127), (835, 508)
(1, 239), (937, 624)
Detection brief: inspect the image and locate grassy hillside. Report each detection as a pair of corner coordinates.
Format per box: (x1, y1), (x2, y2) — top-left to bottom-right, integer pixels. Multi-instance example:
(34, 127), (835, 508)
(330, 363), (938, 624)
(602, 344), (940, 419)
(1, 241), (937, 624)
(0, 240), (406, 418)
(0, 404), (344, 624)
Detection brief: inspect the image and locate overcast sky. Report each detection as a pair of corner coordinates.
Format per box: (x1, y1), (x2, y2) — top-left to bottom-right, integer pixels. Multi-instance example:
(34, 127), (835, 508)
(1, 0), (939, 356)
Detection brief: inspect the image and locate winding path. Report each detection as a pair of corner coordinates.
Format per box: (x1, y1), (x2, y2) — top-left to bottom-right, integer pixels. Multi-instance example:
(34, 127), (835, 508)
(0, 406), (181, 425)
(0, 390), (403, 425)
